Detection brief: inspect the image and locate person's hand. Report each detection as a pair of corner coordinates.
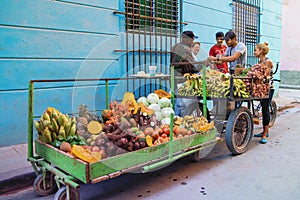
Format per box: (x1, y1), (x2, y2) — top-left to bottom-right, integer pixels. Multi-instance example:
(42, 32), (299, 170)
(208, 56), (217, 62)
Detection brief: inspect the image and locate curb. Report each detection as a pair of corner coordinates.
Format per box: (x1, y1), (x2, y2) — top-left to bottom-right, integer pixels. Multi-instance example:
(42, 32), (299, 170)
(279, 84), (300, 90)
(0, 172), (36, 194)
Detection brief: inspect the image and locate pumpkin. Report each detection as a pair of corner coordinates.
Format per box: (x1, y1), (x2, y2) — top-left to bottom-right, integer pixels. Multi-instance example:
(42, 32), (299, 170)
(154, 89), (171, 99)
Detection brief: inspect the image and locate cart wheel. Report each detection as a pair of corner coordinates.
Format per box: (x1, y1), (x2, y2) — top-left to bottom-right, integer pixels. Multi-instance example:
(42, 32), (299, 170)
(54, 186), (80, 200)
(225, 106), (253, 155)
(269, 100), (277, 127)
(185, 102), (211, 121)
(34, 172), (57, 196)
(193, 144), (215, 162)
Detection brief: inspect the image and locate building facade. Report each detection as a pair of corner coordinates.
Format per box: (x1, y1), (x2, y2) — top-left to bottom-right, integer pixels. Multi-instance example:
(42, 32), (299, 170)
(0, 0), (282, 146)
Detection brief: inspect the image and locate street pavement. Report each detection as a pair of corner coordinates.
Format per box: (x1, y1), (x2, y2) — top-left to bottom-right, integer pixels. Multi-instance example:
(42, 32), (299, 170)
(0, 88), (300, 199)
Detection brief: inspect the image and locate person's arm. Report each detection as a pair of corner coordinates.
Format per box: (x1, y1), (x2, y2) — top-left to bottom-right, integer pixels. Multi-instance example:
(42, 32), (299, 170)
(265, 59), (274, 77)
(218, 51), (241, 62)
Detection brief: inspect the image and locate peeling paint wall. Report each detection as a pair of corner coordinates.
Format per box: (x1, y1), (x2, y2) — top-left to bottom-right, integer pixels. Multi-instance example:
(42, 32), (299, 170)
(281, 0), (300, 71)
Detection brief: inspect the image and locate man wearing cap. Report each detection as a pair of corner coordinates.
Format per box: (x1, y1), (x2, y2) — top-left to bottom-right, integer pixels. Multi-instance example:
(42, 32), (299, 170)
(170, 30), (199, 116)
(209, 30), (247, 74)
(171, 31), (199, 77)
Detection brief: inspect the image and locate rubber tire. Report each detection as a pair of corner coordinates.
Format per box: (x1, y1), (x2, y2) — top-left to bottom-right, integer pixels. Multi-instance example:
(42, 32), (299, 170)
(54, 186), (80, 200)
(185, 102), (211, 121)
(269, 100), (277, 127)
(193, 144), (215, 162)
(34, 172), (57, 196)
(225, 106), (253, 155)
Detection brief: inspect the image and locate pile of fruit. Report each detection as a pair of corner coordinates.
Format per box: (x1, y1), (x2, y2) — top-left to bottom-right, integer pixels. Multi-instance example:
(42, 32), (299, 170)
(34, 107), (86, 148)
(245, 64), (270, 97)
(178, 70), (250, 98)
(34, 90), (214, 163)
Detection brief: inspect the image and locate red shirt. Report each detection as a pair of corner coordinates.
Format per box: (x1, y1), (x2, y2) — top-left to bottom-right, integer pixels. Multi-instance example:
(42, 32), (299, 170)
(209, 44), (228, 73)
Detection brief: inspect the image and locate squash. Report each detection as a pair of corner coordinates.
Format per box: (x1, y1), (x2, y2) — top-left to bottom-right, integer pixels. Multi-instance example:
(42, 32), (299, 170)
(121, 92), (138, 114)
(154, 89), (171, 99)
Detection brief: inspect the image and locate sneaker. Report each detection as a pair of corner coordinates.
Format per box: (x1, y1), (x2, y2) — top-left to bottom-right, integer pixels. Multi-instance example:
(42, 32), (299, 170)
(254, 133), (269, 137)
(259, 138), (268, 144)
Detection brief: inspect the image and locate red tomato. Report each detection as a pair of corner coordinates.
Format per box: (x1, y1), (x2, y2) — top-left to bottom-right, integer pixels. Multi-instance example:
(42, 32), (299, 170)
(162, 127), (170, 135)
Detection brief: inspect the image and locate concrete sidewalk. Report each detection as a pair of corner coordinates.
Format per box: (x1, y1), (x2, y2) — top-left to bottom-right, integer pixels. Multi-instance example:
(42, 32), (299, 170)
(0, 87), (299, 194)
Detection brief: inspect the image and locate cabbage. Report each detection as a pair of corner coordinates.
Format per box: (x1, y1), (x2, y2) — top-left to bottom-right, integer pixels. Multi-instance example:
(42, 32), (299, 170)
(158, 97), (171, 108)
(148, 103), (161, 112)
(155, 111), (163, 121)
(161, 107), (175, 118)
(161, 117), (171, 125)
(137, 96), (149, 106)
(147, 93), (159, 104)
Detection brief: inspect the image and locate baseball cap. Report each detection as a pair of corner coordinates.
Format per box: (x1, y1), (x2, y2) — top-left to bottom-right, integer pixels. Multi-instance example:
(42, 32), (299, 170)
(182, 31), (198, 39)
(224, 31), (236, 40)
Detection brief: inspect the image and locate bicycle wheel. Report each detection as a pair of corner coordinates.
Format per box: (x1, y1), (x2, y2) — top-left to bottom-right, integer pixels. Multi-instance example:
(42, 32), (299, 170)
(269, 100), (277, 127)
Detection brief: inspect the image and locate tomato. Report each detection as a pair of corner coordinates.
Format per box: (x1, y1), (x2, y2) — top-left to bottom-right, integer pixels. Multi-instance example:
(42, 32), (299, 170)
(162, 127), (170, 136)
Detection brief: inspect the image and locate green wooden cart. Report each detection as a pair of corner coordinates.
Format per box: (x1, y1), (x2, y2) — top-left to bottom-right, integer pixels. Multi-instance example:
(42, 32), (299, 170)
(27, 67), (220, 200)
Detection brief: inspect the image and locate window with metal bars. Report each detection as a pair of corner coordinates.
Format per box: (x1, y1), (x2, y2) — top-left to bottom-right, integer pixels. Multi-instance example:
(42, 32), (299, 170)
(232, 0), (261, 65)
(125, 0), (178, 35)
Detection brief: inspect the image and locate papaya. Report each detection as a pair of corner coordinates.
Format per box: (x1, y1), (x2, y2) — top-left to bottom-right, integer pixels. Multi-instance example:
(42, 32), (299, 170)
(121, 92), (138, 114)
(71, 144), (100, 163)
(154, 89), (171, 99)
(145, 135), (153, 147)
(138, 102), (154, 115)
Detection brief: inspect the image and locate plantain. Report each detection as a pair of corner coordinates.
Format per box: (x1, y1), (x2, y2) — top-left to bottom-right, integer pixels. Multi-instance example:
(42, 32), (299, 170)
(68, 124), (76, 136)
(58, 126), (66, 139)
(50, 130), (57, 141)
(43, 112), (51, 121)
(51, 110), (59, 123)
(42, 127), (52, 144)
(33, 120), (42, 132)
(64, 121), (71, 136)
(42, 120), (51, 129)
(51, 118), (59, 134)
(58, 114), (68, 127)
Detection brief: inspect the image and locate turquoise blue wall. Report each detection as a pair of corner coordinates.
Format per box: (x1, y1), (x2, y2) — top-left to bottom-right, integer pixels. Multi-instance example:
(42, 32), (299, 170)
(0, 0), (282, 146)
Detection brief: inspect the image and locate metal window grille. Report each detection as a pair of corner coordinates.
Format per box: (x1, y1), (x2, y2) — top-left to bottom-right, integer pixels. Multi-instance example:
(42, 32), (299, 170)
(125, 0), (178, 35)
(115, 0), (183, 97)
(232, 0), (261, 65)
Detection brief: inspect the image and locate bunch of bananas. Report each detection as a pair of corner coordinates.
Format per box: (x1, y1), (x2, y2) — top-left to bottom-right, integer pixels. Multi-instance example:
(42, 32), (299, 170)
(178, 73), (203, 96)
(34, 107), (77, 144)
(206, 75), (226, 98)
(220, 78), (250, 98)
